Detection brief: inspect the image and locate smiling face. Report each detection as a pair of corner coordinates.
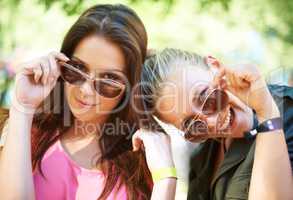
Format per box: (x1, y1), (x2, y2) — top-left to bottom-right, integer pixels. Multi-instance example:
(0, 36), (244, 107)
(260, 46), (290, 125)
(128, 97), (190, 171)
(155, 65), (254, 142)
(65, 35), (127, 123)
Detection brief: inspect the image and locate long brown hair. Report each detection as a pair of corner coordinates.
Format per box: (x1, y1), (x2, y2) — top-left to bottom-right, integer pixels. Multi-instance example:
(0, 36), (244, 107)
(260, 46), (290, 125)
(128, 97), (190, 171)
(0, 4), (152, 200)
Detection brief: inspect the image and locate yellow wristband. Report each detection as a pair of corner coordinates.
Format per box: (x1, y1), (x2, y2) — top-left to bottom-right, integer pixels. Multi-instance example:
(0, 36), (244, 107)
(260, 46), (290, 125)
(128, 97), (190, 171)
(151, 167), (177, 183)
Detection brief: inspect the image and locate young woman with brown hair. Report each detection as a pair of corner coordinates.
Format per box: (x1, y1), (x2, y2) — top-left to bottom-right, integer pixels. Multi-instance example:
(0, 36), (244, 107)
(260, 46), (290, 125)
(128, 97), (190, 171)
(0, 5), (176, 200)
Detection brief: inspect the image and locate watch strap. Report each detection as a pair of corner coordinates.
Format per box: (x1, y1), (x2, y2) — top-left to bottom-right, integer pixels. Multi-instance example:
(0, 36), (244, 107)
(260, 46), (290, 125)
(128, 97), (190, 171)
(245, 117), (282, 139)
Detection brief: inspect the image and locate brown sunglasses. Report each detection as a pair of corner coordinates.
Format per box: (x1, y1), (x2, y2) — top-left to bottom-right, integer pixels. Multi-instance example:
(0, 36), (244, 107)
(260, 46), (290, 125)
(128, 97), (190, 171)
(183, 88), (230, 142)
(59, 60), (126, 98)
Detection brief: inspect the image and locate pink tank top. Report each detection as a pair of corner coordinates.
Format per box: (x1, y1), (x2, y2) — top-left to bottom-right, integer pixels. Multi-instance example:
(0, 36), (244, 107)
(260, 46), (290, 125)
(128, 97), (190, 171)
(33, 140), (127, 200)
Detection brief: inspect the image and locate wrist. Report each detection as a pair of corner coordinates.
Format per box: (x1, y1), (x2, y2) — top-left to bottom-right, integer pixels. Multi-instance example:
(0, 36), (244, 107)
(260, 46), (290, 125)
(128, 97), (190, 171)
(11, 96), (37, 116)
(255, 94), (280, 123)
(151, 166), (178, 183)
(256, 104), (280, 124)
(151, 167), (177, 183)
(9, 106), (35, 121)
(153, 177), (177, 185)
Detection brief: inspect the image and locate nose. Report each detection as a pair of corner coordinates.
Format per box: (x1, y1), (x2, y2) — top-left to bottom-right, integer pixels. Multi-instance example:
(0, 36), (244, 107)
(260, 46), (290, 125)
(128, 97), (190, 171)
(79, 80), (95, 96)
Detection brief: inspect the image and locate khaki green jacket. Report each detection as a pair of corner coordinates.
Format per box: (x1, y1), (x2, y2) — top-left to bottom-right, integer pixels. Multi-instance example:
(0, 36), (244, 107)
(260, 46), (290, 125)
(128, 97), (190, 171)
(187, 85), (293, 200)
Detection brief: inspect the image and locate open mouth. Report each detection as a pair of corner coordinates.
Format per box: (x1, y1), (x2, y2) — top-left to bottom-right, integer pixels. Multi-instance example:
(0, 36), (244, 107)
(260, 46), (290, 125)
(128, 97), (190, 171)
(217, 107), (235, 132)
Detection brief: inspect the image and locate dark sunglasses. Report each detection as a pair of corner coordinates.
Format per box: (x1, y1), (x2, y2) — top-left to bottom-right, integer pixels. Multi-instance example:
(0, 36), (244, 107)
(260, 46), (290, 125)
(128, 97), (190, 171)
(183, 88), (229, 142)
(59, 60), (126, 98)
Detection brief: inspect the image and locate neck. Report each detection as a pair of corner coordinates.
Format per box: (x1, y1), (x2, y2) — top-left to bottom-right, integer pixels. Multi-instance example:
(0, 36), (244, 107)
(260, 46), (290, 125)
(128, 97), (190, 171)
(63, 117), (108, 141)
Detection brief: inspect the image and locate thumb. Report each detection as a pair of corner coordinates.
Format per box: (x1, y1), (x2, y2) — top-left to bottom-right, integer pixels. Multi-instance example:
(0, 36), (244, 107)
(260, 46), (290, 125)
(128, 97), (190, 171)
(132, 130), (144, 151)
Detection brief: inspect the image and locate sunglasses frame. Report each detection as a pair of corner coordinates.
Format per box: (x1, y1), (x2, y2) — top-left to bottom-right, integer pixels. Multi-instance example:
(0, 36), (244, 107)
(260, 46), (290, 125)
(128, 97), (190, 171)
(184, 88), (229, 141)
(59, 61), (126, 98)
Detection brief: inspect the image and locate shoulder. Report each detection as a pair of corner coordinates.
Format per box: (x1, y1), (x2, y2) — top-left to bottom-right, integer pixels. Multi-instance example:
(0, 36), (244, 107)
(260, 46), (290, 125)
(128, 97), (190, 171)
(33, 140), (76, 199)
(268, 84), (293, 104)
(268, 84), (293, 133)
(268, 84), (293, 170)
(34, 140), (74, 179)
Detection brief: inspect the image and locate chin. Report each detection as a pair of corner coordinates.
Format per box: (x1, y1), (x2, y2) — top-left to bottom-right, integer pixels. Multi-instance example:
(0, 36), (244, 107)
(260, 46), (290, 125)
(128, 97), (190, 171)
(73, 112), (95, 122)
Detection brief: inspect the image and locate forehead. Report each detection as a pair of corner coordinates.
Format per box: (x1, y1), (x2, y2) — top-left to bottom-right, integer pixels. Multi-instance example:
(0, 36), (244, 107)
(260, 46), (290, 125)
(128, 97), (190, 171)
(73, 35), (126, 73)
(156, 66), (213, 128)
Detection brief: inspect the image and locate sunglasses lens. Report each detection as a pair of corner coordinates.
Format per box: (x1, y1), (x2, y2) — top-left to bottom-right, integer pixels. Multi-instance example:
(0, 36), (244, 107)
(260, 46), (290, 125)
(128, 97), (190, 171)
(94, 79), (123, 98)
(202, 89), (228, 115)
(185, 120), (208, 140)
(60, 61), (86, 85)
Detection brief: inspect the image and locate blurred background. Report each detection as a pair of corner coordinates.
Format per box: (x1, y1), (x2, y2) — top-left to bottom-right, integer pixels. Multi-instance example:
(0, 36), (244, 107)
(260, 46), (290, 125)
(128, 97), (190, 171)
(0, 1), (292, 199)
(0, 0), (293, 108)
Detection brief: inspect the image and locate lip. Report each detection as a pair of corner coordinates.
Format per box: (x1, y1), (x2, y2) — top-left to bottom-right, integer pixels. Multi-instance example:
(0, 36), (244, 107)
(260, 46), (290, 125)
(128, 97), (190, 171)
(74, 97), (97, 107)
(229, 107), (236, 131)
(217, 106), (236, 133)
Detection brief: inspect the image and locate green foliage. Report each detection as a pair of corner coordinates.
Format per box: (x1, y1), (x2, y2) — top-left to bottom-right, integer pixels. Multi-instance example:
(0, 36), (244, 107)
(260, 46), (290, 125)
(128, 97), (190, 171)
(37, 0), (84, 15)
(198, 0), (233, 11)
(196, 0), (293, 44)
(0, 0), (292, 73)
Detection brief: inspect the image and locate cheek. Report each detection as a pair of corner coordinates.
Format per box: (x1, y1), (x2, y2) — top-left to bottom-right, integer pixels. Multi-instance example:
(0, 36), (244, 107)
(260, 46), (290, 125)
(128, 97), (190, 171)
(65, 84), (72, 104)
(232, 106), (252, 136)
(98, 96), (123, 113)
(65, 84), (79, 106)
(66, 84), (124, 118)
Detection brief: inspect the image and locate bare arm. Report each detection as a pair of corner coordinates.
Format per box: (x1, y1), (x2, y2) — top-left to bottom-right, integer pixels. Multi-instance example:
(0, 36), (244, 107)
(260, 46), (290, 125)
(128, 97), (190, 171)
(206, 58), (293, 200)
(132, 129), (177, 200)
(249, 105), (293, 200)
(0, 106), (35, 200)
(151, 178), (177, 200)
(0, 52), (67, 200)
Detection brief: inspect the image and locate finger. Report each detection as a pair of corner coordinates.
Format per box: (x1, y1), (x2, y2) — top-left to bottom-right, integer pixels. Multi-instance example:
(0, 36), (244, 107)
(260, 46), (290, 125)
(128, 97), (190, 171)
(50, 51), (69, 62)
(48, 54), (60, 80)
(225, 90), (246, 107)
(33, 65), (43, 83)
(132, 130), (146, 151)
(206, 55), (221, 68)
(212, 66), (225, 88)
(205, 56), (227, 88)
(40, 58), (50, 85)
(132, 134), (142, 151)
(21, 61), (39, 75)
(225, 69), (238, 89)
(236, 72), (251, 89)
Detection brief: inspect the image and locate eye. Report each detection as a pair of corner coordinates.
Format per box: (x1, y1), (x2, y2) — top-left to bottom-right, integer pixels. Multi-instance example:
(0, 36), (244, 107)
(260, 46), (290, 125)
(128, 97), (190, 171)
(99, 72), (123, 83)
(69, 59), (87, 72)
(198, 87), (209, 105)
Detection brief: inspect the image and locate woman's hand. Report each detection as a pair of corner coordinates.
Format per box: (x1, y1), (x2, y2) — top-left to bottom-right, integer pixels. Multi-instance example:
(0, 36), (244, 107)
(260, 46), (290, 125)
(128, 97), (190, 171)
(12, 52), (69, 113)
(132, 129), (175, 171)
(206, 57), (280, 121)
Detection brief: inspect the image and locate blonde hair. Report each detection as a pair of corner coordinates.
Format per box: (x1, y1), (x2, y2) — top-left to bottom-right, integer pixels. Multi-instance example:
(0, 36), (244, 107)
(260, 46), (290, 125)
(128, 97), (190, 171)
(141, 48), (209, 111)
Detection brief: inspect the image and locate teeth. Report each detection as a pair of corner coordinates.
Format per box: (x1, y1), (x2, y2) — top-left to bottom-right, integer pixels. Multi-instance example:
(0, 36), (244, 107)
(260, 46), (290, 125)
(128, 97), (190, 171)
(219, 109), (231, 130)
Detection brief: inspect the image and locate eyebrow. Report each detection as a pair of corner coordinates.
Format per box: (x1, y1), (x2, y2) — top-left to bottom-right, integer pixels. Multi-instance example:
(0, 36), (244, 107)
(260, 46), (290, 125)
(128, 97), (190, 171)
(72, 56), (89, 67)
(72, 55), (125, 74)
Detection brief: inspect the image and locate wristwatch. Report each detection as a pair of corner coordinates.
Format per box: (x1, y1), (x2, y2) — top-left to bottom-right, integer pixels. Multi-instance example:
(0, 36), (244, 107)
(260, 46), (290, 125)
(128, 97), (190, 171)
(245, 117), (283, 139)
